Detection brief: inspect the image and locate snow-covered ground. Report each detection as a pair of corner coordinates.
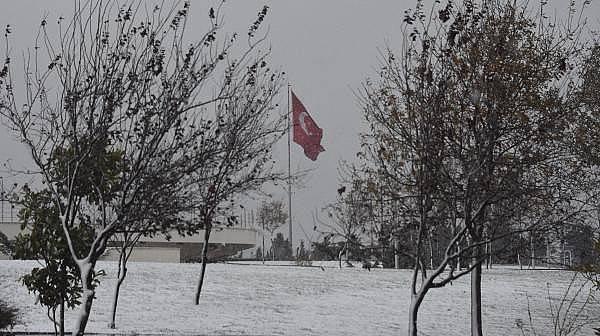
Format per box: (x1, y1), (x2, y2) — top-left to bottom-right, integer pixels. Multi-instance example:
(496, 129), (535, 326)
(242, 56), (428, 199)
(1, 260), (599, 335)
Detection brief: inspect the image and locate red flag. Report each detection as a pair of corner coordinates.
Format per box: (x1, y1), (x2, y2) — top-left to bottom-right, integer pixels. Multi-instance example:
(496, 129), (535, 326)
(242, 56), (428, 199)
(291, 91), (325, 161)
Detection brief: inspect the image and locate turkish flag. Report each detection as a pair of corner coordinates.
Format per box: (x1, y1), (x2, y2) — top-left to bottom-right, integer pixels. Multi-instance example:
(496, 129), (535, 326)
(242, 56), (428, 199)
(291, 91), (325, 161)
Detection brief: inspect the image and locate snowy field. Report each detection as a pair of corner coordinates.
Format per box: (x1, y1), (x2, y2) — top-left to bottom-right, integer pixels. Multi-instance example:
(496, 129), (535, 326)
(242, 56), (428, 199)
(1, 260), (599, 336)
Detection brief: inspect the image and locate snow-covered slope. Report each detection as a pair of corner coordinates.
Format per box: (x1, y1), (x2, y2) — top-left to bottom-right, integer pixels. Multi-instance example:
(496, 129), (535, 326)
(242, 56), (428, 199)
(1, 260), (598, 335)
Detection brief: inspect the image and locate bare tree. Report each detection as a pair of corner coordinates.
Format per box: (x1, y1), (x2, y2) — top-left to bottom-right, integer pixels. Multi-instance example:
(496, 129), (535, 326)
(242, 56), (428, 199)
(191, 27), (286, 301)
(314, 179), (372, 268)
(0, 1), (282, 334)
(257, 199), (288, 261)
(107, 230), (138, 329)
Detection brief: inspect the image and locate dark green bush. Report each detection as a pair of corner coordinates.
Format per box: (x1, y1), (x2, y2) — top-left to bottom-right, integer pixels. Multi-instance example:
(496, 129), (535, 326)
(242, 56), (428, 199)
(0, 299), (19, 330)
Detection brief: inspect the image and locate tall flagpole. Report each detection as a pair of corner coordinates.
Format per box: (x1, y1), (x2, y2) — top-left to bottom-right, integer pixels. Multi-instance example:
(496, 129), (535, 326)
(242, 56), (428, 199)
(287, 83), (293, 258)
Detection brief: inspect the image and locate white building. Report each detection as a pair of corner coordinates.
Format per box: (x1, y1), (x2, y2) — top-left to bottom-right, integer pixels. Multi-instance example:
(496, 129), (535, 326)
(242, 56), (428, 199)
(0, 220), (258, 263)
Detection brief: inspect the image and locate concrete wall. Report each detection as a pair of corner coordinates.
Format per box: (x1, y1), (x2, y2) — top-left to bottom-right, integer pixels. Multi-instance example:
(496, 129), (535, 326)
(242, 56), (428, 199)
(102, 246), (181, 263)
(101, 242), (255, 263)
(139, 228), (257, 245)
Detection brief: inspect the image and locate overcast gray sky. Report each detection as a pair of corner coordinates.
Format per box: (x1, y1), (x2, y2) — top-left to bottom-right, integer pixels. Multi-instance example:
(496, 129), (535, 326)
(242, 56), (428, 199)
(1, 0), (598, 249)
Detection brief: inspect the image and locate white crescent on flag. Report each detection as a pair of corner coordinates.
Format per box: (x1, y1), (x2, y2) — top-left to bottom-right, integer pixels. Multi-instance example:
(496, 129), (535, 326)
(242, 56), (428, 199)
(291, 90), (325, 161)
(299, 112), (312, 136)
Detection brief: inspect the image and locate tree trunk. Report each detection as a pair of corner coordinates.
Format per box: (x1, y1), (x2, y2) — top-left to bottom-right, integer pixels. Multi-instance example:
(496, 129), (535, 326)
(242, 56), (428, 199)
(73, 261), (95, 336)
(271, 237), (275, 261)
(530, 232), (535, 269)
(109, 249), (128, 329)
(545, 237), (550, 266)
(194, 226), (211, 305)
(561, 239), (565, 267)
(457, 243), (462, 270)
(408, 294), (425, 336)
(344, 241), (349, 263)
(338, 246), (345, 269)
(51, 307), (57, 336)
(470, 261), (483, 336)
(488, 243), (492, 269)
(75, 286), (95, 336)
(394, 238), (399, 269)
(429, 234), (434, 269)
(485, 243), (490, 269)
(59, 298), (64, 336)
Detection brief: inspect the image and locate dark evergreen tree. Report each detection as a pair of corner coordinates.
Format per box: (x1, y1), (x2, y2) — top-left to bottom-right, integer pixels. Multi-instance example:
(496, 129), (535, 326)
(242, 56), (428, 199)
(13, 187), (98, 336)
(272, 233), (292, 261)
(311, 235), (339, 261)
(0, 300), (19, 331)
(0, 230), (11, 256)
(255, 247), (263, 260)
